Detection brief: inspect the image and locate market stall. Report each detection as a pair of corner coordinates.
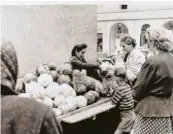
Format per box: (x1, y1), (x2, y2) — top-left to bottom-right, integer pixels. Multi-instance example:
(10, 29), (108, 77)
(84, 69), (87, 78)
(16, 60), (125, 134)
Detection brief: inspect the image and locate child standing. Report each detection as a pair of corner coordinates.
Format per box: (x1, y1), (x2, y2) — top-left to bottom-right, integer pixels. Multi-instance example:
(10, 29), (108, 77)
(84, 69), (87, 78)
(111, 80), (135, 134)
(98, 57), (135, 134)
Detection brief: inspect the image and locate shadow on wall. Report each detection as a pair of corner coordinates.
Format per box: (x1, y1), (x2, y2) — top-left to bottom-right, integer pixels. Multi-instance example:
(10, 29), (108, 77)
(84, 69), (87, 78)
(1, 5), (97, 77)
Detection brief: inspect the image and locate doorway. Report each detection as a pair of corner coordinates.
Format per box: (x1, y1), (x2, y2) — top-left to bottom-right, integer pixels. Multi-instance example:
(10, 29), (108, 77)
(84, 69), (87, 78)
(110, 23), (129, 56)
(140, 24), (150, 48)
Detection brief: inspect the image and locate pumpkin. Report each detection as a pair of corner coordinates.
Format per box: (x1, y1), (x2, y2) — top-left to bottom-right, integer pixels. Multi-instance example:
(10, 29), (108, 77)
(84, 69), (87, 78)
(47, 61), (57, 71)
(76, 96), (87, 108)
(50, 70), (59, 82)
(94, 80), (102, 94)
(54, 95), (66, 107)
(59, 105), (70, 115)
(43, 96), (53, 107)
(89, 91), (100, 101)
(57, 75), (71, 85)
(84, 76), (95, 91)
(59, 84), (76, 97)
(25, 82), (46, 99)
(36, 64), (50, 76)
(53, 108), (62, 116)
(46, 82), (61, 99)
(75, 84), (87, 95)
(84, 91), (96, 105)
(73, 69), (81, 75)
(23, 73), (37, 83)
(38, 73), (53, 88)
(58, 62), (72, 75)
(66, 96), (77, 112)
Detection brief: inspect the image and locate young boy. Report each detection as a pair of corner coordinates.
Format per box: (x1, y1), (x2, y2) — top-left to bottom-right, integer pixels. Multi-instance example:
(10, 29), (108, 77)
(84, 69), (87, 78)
(99, 58), (135, 134)
(111, 80), (135, 134)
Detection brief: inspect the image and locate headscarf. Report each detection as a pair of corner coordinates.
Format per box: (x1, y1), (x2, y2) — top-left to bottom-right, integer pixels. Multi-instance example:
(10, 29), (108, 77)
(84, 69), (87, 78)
(146, 27), (160, 41)
(159, 27), (173, 51)
(1, 42), (18, 95)
(159, 27), (173, 43)
(146, 27), (173, 52)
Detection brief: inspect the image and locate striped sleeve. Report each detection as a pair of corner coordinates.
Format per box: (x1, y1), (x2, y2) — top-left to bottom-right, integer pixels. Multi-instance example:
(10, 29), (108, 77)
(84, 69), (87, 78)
(119, 85), (134, 110)
(111, 87), (122, 106)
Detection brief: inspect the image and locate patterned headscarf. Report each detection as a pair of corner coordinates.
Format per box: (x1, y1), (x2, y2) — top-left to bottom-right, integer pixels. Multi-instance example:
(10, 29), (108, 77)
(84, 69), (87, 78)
(1, 42), (18, 95)
(146, 27), (173, 52)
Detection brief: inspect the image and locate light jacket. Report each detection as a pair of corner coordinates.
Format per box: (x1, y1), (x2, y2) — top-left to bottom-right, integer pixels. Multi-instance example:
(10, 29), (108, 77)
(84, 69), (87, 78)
(126, 49), (145, 83)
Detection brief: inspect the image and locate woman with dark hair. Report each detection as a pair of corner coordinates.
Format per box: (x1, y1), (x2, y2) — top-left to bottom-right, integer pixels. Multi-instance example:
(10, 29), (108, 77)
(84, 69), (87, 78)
(1, 42), (63, 134)
(71, 43), (88, 58)
(132, 28), (173, 134)
(120, 36), (145, 86)
(70, 43), (101, 81)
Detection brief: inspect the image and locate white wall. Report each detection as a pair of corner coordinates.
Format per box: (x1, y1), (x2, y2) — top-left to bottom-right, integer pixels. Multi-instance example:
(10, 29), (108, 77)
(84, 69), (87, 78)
(98, 9), (173, 21)
(98, 1), (173, 13)
(2, 5), (97, 77)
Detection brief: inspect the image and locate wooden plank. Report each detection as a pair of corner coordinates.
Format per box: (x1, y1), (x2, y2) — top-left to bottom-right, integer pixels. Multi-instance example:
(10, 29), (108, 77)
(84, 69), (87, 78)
(57, 85), (129, 123)
(58, 97), (111, 121)
(62, 101), (115, 123)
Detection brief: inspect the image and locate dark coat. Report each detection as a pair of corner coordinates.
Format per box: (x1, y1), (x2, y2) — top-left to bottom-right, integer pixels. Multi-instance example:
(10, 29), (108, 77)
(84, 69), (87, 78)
(1, 95), (63, 134)
(70, 56), (98, 71)
(1, 42), (63, 134)
(70, 56), (101, 81)
(133, 52), (173, 117)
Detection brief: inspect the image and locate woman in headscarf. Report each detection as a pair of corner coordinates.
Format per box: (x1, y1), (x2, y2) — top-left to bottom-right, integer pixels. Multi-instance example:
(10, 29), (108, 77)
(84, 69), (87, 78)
(132, 28), (173, 134)
(1, 42), (63, 134)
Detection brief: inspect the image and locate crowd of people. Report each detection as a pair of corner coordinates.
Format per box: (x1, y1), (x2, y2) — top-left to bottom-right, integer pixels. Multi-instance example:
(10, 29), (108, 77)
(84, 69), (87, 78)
(1, 27), (173, 134)
(132, 28), (173, 134)
(111, 27), (173, 134)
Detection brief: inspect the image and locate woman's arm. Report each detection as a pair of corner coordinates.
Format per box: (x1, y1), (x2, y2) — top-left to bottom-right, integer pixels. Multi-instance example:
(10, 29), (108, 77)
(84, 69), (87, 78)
(71, 58), (99, 70)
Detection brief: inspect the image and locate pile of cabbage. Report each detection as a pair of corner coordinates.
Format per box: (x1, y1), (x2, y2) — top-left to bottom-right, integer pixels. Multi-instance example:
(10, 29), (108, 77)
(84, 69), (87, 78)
(16, 62), (105, 117)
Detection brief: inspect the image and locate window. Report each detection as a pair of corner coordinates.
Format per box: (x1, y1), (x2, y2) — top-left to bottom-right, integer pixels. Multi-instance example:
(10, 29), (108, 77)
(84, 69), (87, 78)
(140, 24), (150, 47)
(97, 33), (103, 52)
(163, 21), (173, 32)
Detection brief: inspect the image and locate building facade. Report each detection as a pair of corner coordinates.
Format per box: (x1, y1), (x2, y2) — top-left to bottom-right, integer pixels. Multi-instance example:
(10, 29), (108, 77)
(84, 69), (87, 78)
(97, 2), (173, 55)
(2, 5), (97, 76)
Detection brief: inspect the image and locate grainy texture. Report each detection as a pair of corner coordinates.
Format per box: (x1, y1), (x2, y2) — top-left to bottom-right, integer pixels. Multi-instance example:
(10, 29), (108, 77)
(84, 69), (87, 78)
(1, 42), (63, 134)
(1, 5), (97, 77)
(1, 96), (63, 134)
(1, 42), (18, 95)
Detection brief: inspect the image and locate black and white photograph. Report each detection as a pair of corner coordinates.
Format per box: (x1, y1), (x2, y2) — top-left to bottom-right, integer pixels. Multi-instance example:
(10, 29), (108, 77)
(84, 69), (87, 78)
(1, 1), (173, 134)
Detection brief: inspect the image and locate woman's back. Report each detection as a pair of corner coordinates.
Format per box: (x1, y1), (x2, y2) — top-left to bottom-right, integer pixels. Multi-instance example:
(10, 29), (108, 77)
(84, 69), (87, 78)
(1, 42), (63, 134)
(1, 95), (63, 134)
